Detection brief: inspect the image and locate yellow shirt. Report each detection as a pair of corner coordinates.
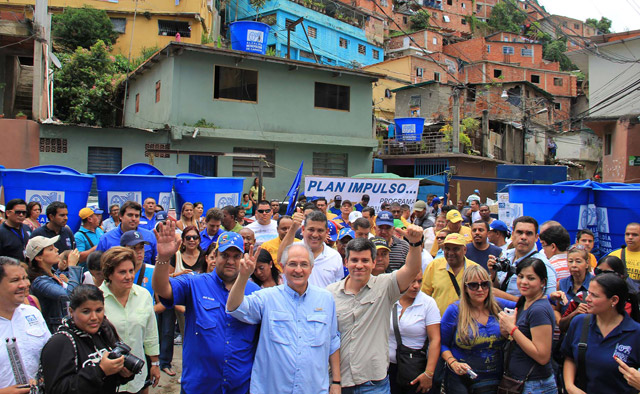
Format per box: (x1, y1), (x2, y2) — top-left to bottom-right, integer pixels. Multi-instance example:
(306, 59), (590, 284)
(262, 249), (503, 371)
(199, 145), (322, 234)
(430, 225), (472, 257)
(609, 248), (640, 281)
(421, 257), (478, 316)
(260, 236), (301, 272)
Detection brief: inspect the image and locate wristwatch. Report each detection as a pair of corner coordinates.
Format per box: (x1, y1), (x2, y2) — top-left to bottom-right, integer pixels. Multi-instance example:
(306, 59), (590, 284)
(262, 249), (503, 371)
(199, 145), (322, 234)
(407, 236), (424, 248)
(151, 361), (160, 367)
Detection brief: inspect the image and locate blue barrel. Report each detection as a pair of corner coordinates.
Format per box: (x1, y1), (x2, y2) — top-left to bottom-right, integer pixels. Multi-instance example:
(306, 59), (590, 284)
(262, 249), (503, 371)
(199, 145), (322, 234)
(94, 163), (175, 217)
(508, 184), (592, 244)
(1, 166), (94, 232)
(174, 174), (244, 218)
(229, 21), (270, 55)
(394, 118), (425, 142)
(592, 184), (640, 256)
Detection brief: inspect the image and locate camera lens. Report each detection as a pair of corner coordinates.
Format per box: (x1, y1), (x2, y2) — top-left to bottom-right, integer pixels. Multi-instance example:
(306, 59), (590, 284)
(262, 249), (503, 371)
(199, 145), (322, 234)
(123, 354), (145, 375)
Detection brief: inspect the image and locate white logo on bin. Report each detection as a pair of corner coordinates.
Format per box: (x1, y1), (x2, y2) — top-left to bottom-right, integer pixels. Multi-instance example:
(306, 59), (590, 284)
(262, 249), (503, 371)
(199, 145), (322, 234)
(158, 193), (172, 210)
(25, 190), (65, 210)
(246, 29), (265, 52)
(215, 193), (239, 208)
(107, 191), (142, 206)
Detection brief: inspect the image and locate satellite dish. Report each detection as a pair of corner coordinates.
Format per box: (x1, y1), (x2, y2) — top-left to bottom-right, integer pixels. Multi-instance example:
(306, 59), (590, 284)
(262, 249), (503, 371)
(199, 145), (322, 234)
(49, 52), (62, 69)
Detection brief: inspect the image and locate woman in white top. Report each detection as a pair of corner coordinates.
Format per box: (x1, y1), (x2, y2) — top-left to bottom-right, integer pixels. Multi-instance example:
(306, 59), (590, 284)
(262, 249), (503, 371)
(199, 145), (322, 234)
(389, 272), (441, 394)
(423, 214), (447, 254)
(177, 202), (199, 231)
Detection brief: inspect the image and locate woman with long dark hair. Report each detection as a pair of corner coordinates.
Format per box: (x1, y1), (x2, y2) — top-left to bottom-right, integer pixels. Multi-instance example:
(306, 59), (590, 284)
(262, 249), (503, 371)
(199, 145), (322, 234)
(498, 257), (557, 393)
(24, 201), (42, 231)
(41, 285), (135, 393)
(250, 249), (282, 288)
(562, 273), (640, 393)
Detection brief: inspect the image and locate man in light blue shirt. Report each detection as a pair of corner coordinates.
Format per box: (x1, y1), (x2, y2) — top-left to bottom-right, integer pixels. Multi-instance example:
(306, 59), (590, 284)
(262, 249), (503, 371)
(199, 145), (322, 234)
(489, 216), (557, 301)
(227, 243), (341, 394)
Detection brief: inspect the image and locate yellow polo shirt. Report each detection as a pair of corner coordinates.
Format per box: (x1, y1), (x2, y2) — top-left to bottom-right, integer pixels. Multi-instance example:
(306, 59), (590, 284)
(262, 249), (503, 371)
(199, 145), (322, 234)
(260, 236), (301, 272)
(421, 256), (478, 316)
(609, 248), (640, 282)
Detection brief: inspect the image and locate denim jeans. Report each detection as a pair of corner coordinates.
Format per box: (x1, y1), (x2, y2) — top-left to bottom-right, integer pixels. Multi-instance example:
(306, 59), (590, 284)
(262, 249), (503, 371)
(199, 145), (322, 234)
(444, 369), (499, 394)
(156, 307), (176, 369)
(522, 375), (557, 394)
(342, 375), (391, 394)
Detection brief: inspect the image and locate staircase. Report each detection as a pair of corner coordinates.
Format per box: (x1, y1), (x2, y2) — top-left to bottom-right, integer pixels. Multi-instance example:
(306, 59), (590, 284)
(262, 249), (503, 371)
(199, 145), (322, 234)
(14, 64), (33, 117)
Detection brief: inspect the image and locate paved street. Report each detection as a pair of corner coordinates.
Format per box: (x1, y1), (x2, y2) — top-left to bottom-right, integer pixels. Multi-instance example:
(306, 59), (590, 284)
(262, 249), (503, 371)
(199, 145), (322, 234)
(150, 345), (182, 394)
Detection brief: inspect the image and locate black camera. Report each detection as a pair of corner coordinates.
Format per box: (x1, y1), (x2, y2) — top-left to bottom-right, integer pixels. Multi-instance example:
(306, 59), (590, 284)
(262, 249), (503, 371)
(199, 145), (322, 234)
(493, 256), (516, 274)
(109, 342), (145, 374)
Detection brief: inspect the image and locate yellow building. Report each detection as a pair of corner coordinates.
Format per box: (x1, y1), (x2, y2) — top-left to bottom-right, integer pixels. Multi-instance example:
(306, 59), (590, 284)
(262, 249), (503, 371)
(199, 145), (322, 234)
(1, 0), (219, 58)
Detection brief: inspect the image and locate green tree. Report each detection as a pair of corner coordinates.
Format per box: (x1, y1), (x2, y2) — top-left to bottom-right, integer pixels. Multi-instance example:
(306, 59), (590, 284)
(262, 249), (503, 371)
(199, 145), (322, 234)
(54, 40), (126, 126)
(543, 39), (575, 71)
(52, 7), (119, 51)
(585, 17), (612, 34)
(410, 10), (430, 30)
(487, 0), (526, 34)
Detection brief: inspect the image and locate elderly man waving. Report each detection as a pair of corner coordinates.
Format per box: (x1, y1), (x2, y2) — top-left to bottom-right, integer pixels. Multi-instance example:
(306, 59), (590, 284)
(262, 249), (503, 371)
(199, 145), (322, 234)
(227, 243), (341, 394)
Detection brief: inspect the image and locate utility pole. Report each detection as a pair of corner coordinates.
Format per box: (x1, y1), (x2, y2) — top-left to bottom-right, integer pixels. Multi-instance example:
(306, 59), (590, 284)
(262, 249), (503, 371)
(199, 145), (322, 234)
(452, 88), (460, 153)
(521, 83), (526, 164)
(482, 109), (489, 157)
(32, 0), (48, 121)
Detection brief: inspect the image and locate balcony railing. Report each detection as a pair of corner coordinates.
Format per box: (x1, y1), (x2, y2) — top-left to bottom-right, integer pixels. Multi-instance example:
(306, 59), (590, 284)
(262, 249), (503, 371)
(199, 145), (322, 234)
(377, 136), (453, 156)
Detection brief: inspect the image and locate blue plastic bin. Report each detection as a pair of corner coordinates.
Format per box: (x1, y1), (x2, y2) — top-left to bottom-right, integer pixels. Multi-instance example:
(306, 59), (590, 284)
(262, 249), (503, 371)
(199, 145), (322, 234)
(94, 163), (175, 217)
(592, 184), (640, 255)
(394, 118), (425, 142)
(1, 166), (94, 232)
(229, 21), (270, 55)
(174, 174), (244, 218)
(508, 183), (592, 245)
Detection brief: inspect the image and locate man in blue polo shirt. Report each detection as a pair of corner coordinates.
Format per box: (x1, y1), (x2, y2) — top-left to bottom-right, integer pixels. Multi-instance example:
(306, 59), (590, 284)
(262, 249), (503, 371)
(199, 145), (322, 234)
(152, 224), (259, 394)
(96, 201), (157, 265)
(200, 208), (224, 251)
(139, 197), (157, 231)
(74, 208), (105, 263)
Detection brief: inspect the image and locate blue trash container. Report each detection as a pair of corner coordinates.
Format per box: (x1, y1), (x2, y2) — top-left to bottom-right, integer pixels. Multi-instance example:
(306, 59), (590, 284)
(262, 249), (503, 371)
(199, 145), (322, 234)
(394, 118), (425, 142)
(592, 183), (640, 256)
(1, 166), (94, 232)
(229, 21), (270, 55)
(174, 174), (244, 218)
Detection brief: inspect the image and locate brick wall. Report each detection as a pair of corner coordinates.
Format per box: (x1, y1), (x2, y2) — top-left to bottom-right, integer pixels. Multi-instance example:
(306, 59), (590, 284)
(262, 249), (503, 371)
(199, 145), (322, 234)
(387, 29), (445, 52)
(443, 37), (486, 61)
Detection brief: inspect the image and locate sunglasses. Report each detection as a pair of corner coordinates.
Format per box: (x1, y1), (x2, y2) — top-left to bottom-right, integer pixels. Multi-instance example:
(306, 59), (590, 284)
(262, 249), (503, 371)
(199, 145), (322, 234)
(185, 235), (199, 241)
(594, 267), (617, 276)
(11, 210), (27, 216)
(465, 281), (491, 291)
(257, 209), (271, 214)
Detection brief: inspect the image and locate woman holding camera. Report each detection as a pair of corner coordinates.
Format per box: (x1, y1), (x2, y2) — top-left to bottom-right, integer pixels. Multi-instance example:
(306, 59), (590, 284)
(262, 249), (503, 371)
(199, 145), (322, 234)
(41, 285), (135, 394)
(99, 247), (160, 394)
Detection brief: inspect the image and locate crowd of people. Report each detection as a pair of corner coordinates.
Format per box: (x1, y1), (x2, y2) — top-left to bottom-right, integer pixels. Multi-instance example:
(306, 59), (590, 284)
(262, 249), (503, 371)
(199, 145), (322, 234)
(1, 187), (640, 394)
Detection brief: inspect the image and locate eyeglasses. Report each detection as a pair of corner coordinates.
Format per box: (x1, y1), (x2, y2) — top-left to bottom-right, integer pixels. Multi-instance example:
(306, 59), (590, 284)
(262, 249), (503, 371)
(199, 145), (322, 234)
(285, 262), (311, 269)
(185, 235), (199, 241)
(11, 210), (27, 216)
(594, 267), (618, 276)
(465, 281), (491, 291)
(257, 209), (271, 214)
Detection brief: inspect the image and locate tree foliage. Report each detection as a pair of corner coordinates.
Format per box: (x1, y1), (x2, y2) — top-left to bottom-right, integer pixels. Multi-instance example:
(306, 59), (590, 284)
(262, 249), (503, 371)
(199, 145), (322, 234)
(439, 117), (478, 153)
(410, 10), (430, 30)
(54, 40), (127, 126)
(487, 0), (526, 34)
(542, 38), (576, 71)
(585, 17), (612, 34)
(52, 7), (119, 51)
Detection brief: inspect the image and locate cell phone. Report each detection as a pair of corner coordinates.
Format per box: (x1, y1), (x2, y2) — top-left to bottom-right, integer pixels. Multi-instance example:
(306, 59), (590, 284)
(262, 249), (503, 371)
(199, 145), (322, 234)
(467, 369), (478, 379)
(17, 384), (30, 389)
(504, 308), (515, 316)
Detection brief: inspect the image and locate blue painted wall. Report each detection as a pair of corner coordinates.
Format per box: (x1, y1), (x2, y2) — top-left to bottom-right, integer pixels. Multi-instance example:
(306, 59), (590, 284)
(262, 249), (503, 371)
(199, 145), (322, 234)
(228, 0), (383, 67)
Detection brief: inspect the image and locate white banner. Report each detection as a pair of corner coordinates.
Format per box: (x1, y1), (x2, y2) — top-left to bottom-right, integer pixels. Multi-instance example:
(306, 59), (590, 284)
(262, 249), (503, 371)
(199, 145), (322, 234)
(304, 176), (420, 212)
(498, 193), (522, 227)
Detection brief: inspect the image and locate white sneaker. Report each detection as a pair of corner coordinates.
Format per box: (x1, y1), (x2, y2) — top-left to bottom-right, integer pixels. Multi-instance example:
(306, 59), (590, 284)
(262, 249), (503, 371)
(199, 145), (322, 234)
(174, 335), (182, 345)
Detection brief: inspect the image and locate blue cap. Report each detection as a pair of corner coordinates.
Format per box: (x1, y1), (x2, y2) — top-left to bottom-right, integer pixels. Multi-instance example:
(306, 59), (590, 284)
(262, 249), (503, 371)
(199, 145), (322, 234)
(376, 210), (394, 227)
(489, 220), (509, 233)
(156, 211), (169, 222)
(216, 232), (244, 253)
(474, 189), (480, 194)
(338, 227), (355, 241)
(327, 221), (338, 242)
(120, 230), (150, 247)
(430, 197), (441, 206)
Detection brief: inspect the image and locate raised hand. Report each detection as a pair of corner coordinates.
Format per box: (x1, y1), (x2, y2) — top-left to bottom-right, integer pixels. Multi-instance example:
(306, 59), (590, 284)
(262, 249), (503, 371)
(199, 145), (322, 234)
(292, 212), (304, 229)
(67, 249), (80, 267)
(154, 221), (180, 261)
(395, 224), (423, 245)
(239, 246), (260, 279)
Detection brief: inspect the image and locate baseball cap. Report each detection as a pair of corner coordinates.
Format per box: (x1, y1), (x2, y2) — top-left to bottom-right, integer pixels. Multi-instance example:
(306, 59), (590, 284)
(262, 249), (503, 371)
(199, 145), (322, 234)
(79, 208), (96, 220)
(327, 221), (338, 242)
(155, 211), (169, 222)
(446, 209), (463, 223)
(216, 232), (244, 253)
(413, 200), (427, 212)
(334, 195), (342, 201)
(338, 227), (355, 241)
(376, 211), (394, 227)
(120, 230), (150, 247)
(341, 200), (353, 207)
(349, 211), (363, 222)
(489, 220), (509, 233)
(474, 189), (480, 194)
(371, 237), (390, 251)
(443, 233), (467, 246)
(26, 236), (59, 260)
(430, 197), (441, 207)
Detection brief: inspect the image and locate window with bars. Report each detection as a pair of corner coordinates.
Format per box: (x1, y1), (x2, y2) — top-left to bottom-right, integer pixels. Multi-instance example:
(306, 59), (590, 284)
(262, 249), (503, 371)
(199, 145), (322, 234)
(502, 46), (514, 54)
(158, 20), (191, 37)
(314, 82), (350, 111)
(339, 37), (348, 48)
(521, 48), (533, 57)
(372, 49), (379, 59)
(313, 152), (348, 177)
(110, 18), (126, 33)
(232, 148), (276, 177)
(358, 44), (366, 55)
(554, 77), (563, 86)
(308, 26), (317, 38)
(40, 138), (67, 153)
(145, 143), (171, 158)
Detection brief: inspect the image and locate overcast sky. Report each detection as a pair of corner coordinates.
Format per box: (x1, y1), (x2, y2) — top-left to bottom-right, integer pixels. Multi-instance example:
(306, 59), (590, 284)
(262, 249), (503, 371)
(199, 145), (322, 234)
(538, 0), (640, 33)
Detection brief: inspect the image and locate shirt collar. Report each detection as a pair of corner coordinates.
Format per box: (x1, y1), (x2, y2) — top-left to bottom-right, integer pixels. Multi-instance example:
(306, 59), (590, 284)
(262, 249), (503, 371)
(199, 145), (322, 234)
(284, 282), (308, 299)
(593, 312), (638, 335)
(101, 282), (140, 298)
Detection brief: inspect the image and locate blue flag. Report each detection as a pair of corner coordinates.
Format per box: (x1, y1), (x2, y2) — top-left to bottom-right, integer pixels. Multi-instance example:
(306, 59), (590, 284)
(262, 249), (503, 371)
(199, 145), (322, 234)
(285, 162), (304, 215)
